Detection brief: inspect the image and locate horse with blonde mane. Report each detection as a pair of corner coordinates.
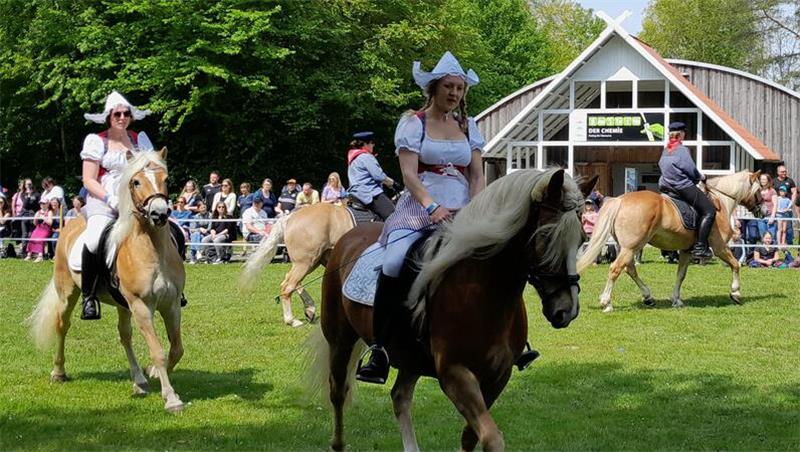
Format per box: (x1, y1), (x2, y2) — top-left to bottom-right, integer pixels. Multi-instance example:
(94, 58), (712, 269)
(577, 170), (761, 312)
(28, 149), (187, 412)
(310, 169), (596, 451)
(240, 202), (356, 326)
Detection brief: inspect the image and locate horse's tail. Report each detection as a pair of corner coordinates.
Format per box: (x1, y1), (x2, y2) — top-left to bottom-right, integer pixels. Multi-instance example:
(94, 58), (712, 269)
(302, 325), (366, 406)
(577, 197), (622, 273)
(27, 278), (64, 350)
(240, 214), (289, 293)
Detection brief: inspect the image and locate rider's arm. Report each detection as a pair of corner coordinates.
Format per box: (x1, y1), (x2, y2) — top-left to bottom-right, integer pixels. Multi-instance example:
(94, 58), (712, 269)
(363, 155), (393, 187)
(399, 150), (449, 223)
(81, 134), (109, 201)
(467, 149), (485, 199)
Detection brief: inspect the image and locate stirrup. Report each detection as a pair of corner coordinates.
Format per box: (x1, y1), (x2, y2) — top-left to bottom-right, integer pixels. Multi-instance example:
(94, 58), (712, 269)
(516, 342), (540, 371)
(81, 298), (101, 321)
(355, 345), (389, 384)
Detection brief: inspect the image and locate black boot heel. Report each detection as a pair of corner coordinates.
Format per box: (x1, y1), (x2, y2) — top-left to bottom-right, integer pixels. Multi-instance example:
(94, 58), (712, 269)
(516, 342), (540, 371)
(356, 345), (389, 384)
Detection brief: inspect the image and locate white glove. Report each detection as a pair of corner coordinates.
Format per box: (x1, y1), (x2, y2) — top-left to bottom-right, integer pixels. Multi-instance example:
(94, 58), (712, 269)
(107, 195), (119, 210)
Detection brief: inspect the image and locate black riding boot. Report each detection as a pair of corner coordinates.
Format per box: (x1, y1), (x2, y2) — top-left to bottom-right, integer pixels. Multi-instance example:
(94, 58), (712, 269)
(356, 272), (403, 384)
(692, 213), (715, 262)
(81, 246), (102, 320)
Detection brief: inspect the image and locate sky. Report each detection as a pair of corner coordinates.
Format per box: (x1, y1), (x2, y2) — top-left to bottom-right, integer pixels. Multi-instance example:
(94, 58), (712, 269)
(576, 0), (650, 35)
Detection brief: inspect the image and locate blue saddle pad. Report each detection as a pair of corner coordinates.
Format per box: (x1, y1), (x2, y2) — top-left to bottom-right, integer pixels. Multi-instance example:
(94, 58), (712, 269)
(662, 194), (697, 230)
(342, 242), (384, 306)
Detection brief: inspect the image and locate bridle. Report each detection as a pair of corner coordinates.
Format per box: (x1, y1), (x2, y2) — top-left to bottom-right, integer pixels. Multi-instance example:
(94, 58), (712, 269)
(128, 170), (170, 221)
(704, 179), (761, 216)
(524, 202), (581, 299)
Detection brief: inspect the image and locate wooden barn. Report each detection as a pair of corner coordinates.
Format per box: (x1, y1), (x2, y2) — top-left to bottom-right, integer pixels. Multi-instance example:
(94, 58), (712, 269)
(477, 12), (800, 196)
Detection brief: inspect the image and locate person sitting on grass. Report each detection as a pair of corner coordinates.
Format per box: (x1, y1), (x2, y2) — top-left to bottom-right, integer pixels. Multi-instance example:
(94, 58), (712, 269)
(750, 232), (781, 268)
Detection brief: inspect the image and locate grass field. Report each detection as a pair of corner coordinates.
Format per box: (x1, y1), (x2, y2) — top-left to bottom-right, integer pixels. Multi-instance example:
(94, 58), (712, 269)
(1, 250), (798, 450)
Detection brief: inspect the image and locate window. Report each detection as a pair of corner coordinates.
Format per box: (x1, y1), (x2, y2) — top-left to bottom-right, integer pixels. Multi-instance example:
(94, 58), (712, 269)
(545, 146), (568, 168)
(703, 145), (731, 170)
(670, 112), (698, 140)
(574, 81), (601, 108)
(606, 80), (632, 108)
(637, 80), (665, 107)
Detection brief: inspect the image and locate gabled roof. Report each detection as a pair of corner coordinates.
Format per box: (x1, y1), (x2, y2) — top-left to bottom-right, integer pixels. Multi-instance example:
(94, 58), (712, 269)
(483, 12), (780, 161)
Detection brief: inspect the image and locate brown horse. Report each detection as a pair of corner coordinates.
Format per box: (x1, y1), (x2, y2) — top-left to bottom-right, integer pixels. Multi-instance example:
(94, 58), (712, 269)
(241, 202), (355, 327)
(28, 149), (187, 412)
(577, 170), (761, 312)
(309, 169), (596, 451)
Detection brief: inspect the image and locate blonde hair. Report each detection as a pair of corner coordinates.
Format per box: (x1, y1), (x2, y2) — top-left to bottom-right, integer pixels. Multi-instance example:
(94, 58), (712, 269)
(327, 172), (342, 190)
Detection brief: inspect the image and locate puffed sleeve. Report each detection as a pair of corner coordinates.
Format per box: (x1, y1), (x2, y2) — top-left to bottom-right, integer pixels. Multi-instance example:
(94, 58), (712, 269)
(80, 134), (104, 161)
(467, 117), (485, 154)
(394, 114), (424, 155)
(136, 131), (154, 152)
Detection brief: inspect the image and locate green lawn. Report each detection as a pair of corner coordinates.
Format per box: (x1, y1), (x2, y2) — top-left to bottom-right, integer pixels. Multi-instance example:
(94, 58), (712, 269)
(0, 250), (797, 450)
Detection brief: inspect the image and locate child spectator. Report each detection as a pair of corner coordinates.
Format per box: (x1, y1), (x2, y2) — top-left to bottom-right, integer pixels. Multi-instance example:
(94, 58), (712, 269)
(581, 199), (598, 236)
(751, 232), (781, 267)
(47, 198), (63, 258)
(775, 185), (793, 246)
(322, 172), (347, 206)
(296, 182), (320, 209)
(179, 180), (203, 213)
(252, 178), (278, 218)
(188, 201), (211, 264)
(729, 228), (747, 264)
(238, 182), (254, 214)
(25, 200), (53, 262)
(242, 198), (270, 243)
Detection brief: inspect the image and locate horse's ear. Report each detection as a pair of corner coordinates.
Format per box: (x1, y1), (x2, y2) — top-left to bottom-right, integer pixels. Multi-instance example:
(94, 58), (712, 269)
(158, 147), (168, 161)
(750, 170), (761, 183)
(579, 175), (599, 198)
(531, 169), (566, 203)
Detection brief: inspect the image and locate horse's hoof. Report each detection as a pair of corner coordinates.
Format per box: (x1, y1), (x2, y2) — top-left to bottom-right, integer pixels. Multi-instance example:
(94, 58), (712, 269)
(602, 305), (614, 313)
(132, 382), (150, 396)
(642, 296), (656, 307)
(50, 373), (68, 383)
(304, 308), (317, 324)
(730, 293), (742, 305)
(165, 400), (185, 413)
(286, 318), (304, 328)
(672, 299), (684, 308)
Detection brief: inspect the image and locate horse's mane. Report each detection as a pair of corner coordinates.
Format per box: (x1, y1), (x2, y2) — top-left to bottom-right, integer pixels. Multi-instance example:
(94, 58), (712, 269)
(408, 168), (585, 307)
(109, 151), (167, 248)
(705, 170), (759, 205)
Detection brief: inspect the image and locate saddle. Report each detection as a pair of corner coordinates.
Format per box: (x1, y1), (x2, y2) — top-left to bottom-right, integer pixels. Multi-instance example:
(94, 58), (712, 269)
(660, 189), (698, 230)
(343, 233), (438, 376)
(346, 196), (381, 224)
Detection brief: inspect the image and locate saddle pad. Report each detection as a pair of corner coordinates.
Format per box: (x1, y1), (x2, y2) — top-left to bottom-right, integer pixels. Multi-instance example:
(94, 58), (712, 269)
(342, 242), (384, 306)
(346, 206), (377, 225)
(662, 194), (697, 230)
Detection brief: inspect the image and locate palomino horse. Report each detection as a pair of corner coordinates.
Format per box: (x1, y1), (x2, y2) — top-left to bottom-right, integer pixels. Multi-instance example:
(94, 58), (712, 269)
(577, 170), (761, 312)
(241, 202), (356, 327)
(311, 169), (596, 451)
(28, 149), (187, 412)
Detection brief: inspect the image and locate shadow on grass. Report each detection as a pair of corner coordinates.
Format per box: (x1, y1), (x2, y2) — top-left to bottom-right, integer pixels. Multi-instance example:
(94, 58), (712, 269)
(5, 362), (797, 450)
(78, 367), (272, 401)
(592, 292), (784, 312)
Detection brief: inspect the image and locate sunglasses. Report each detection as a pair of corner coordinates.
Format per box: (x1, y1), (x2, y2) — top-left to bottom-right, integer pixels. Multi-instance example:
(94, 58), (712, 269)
(112, 111), (132, 119)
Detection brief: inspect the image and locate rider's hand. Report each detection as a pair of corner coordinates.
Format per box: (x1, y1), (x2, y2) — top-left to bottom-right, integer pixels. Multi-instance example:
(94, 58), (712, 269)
(430, 206), (452, 224)
(107, 195), (119, 210)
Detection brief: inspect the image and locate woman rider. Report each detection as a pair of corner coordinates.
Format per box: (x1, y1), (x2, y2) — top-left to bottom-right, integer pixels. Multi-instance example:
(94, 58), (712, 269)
(346, 131), (398, 220)
(356, 51), (486, 384)
(79, 91), (155, 320)
(658, 121), (715, 262)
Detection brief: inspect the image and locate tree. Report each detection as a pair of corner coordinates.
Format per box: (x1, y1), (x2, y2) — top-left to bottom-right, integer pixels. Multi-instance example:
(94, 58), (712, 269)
(753, 1), (800, 90)
(528, 0), (605, 71)
(639, 0), (766, 72)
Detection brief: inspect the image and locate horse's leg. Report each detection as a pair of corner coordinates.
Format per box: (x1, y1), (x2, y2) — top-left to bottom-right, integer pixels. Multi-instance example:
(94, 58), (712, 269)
(129, 298), (184, 412)
(391, 369), (421, 452)
(599, 247), (635, 313)
(439, 365), (504, 451)
(51, 288), (79, 383)
(279, 261), (315, 327)
(117, 306), (149, 395)
(459, 368), (513, 452)
(712, 242), (742, 304)
(159, 302), (184, 372)
(625, 252), (655, 306)
(329, 337), (357, 451)
(671, 251), (692, 308)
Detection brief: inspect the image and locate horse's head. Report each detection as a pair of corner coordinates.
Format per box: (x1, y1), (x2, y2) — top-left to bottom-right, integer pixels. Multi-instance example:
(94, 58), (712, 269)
(527, 170), (597, 329)
(126, 148), (170, 227)
(742, 170), (763, 215)
(708, 170), (762, 216)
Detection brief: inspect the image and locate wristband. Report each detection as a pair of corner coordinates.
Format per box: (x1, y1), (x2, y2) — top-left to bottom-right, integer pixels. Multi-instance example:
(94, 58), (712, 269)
(425, 202), (440, 215)
(103, 194), (110, 203)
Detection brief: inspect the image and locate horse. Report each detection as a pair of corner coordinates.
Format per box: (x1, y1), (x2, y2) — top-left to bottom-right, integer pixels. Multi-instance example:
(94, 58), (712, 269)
(577, 170), (761, 312)
(309, 168), (597, 451)
(240, 202), (357, 327)
(28, 149), (187, 413)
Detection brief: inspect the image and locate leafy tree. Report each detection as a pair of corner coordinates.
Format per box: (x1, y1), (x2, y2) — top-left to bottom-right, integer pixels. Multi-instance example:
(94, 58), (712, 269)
(639, 0), (766, 72)
(529, 0), (605, 70)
